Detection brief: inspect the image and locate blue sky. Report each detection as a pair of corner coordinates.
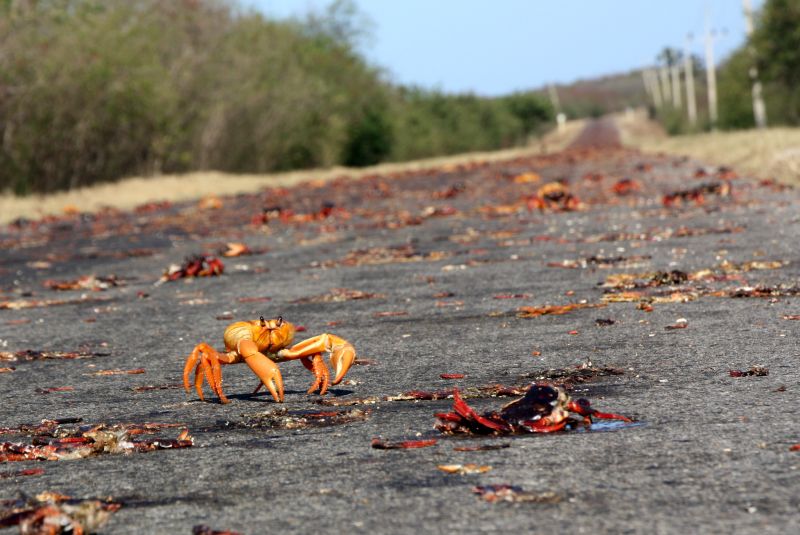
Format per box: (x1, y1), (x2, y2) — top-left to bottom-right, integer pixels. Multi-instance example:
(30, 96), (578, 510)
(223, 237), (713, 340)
(242, 0), (764, 96)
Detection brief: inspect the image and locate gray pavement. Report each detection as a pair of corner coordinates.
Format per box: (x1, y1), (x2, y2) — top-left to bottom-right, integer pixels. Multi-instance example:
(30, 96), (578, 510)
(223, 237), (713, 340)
(1, 120), (799, 534)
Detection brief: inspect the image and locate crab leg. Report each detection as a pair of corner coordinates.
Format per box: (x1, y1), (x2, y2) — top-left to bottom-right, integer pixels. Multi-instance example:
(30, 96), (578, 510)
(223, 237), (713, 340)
(183, 343), (221, 402)
(586, 410), (632, 423)
(193, 364), (206, 401)
(276, 333), (356, 385)
(301, 355), (331, 394)
(183, 343), (239, 404)
(451, 389), (510, 432)
(567, 399), (632, 423)
(522, 418), (568, 433)
(183, 348), (201, 392)
(198, 356), (219, 401)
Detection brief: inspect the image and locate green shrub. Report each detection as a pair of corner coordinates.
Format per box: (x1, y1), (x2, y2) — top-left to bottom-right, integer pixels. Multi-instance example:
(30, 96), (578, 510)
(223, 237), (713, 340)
(388, 88), (551, 161)
(342, 107), (394, 167)
(0, 0), (554, 194)
(717, 50), (757, 130)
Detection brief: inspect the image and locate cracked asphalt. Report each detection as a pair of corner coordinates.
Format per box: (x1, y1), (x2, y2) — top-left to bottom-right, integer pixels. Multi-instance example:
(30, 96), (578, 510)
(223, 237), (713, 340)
(1, 119), (798, 534)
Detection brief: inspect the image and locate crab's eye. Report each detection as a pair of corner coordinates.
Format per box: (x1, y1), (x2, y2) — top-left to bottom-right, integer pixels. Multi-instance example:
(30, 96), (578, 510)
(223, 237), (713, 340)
(260, 316), (266, 327)
(277, 316), (283, 326)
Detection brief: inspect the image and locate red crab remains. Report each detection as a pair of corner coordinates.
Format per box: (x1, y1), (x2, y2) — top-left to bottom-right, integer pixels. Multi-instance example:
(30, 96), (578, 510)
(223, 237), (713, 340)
(435, 383), (632, 434)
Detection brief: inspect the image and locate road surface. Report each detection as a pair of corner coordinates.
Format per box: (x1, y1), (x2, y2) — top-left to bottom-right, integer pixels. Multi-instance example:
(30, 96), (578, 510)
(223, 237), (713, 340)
(1, 119), (798, 534)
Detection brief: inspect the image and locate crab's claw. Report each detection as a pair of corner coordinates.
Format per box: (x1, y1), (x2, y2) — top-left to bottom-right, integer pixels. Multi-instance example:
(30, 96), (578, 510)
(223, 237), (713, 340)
(239, 339), (284, 402)
(330, 341), (356, 385)
(275, 333), (357, 395)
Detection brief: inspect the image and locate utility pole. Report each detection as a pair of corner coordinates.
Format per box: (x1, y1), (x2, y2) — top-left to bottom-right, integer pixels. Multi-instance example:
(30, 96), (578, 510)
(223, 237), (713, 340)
(743, 0), (767, 128)
(547, 84), (566, 132)
(684, 34), (698, 125)
(705, 26), (719, 129)
(659, 65), (672, 103)
(650, 69), (664, 108)
(644, 68), (663, 109)
(670, 63), (682, 108)
(547, 84), (562, 115)
(642, 70), (653, 101)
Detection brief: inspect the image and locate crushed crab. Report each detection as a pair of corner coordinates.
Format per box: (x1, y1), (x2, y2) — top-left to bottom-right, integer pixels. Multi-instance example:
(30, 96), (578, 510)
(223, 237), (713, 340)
(159, 254), (224, 283)
(435, 383), (632, 435)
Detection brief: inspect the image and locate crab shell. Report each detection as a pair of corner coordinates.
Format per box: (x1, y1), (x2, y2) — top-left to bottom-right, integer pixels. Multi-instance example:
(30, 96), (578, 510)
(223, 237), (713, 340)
(223, 316), (296, 361)
(499, 383), (570, 428)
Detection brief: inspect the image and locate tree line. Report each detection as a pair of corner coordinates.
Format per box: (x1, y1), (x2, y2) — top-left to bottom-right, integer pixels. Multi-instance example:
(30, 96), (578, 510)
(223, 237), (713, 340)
(0, 0), (552, 194)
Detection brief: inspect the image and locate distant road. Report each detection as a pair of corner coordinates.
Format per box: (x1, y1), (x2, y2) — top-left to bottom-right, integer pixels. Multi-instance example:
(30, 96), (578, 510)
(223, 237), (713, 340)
(567, 117), (622, 149)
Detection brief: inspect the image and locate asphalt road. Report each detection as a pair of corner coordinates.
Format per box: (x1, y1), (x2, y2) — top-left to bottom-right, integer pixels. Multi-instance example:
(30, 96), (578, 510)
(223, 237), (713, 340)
(1, 119), (798, 534)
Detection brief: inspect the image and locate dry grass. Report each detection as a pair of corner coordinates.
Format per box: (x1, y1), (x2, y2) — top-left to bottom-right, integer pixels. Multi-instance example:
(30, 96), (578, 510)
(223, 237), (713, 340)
(0, 123), (584, 225)
(618, 109), (800, 186)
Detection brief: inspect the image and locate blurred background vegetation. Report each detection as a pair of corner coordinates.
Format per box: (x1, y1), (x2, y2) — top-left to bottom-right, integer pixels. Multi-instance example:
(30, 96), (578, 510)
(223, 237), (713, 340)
(4, 0), (796, 195)
(0, 0), (552, 194)
(648, 0), (800, 134)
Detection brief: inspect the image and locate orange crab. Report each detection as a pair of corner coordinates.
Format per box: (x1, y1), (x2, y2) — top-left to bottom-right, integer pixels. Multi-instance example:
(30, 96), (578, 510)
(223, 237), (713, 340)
(182, 316), (356, 404)
(526, 182), (581, 212)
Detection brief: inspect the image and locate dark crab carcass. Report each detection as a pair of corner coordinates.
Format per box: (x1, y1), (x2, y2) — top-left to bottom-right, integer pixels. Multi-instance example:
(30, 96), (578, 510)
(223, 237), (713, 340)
(435, 383), (631, 435)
